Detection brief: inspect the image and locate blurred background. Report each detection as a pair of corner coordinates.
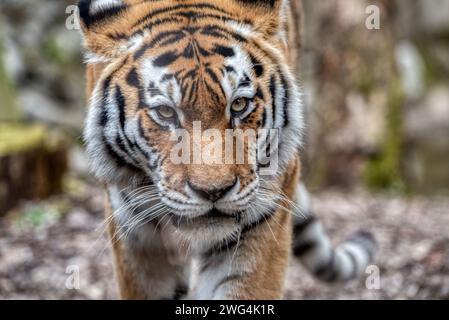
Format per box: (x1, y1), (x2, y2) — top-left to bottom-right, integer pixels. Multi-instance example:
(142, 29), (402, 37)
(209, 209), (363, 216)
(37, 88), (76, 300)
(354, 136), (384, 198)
(0, 0), (448, 299)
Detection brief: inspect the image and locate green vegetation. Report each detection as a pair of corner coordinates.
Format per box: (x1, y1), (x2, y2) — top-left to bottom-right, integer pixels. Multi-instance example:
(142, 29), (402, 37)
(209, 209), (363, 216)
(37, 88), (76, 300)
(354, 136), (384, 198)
(43, 36), (70, 66)
(0, 41), (20, 120)
(364, 79), (407, 193)
(357, 67), (376, 98)
(12, 199), (69, 231)
(0, 123), (47, 156)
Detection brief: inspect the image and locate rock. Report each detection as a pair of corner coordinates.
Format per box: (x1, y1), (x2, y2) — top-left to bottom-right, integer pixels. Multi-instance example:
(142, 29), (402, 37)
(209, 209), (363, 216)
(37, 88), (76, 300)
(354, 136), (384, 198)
(18, 89), (84, 129)
(396, 41), (425, 101)
(1, 29), (25, 83)
(405, 85), (449, 145)
(418, 0), (449, 34)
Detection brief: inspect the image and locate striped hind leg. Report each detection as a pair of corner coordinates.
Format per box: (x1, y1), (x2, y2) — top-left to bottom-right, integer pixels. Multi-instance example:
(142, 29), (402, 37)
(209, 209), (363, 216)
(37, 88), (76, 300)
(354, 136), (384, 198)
(292, 184), (377, 282)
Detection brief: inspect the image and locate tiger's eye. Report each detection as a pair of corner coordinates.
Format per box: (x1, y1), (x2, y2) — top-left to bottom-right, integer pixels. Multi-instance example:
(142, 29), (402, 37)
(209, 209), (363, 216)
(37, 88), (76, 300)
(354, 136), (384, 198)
(231, 98), (249, 114)
(156, 105), (175, 119)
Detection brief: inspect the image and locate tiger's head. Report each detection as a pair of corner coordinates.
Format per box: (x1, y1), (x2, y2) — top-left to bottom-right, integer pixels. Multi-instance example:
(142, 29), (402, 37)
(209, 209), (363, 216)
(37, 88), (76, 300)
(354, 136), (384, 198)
(80, 0), (304, 241)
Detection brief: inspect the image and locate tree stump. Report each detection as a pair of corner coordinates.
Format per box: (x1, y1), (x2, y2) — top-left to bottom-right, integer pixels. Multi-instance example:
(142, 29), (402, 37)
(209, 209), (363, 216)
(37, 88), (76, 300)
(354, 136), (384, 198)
(0, 123), (68, 214)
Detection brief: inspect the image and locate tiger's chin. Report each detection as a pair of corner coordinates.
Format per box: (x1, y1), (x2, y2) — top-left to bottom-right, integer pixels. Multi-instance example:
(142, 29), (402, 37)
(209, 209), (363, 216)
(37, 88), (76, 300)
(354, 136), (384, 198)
(167, 209), (242, 251)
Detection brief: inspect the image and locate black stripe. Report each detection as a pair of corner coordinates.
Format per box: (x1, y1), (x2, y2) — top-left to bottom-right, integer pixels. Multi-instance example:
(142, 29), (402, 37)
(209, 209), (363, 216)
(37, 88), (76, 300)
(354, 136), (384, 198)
(112, 132), (141, 168)
(197, 43), (211, 57)
(173, 284), (189, 300)
(205, 68), (220, 84)
(184, 26), (200, 34)
(269, 74), (277, 126)
(224, 66), (236, 74)
(261, 109), (267, 127)
(161, 74), (174, 82)
(160, 32), (187, 47)
(126, 68), (148, 109)
(236, 0), (277, 8)
(115, 135), (128, 156)
(181, 68), (199, 82)
(180, 82), (189, 100)
(98, 57), (128, 120)
(148, 81), (163, 96)
(314, 252), (338, 282)
(204, 80), (222, 105)
(213, 45), (235, 58)
(257, 128), (273, 169)
(132, 3), (233, 28)
(126, 68), (139, 88)
(186, 80), (198, 102)
(153, 50), (179, 67)
(103, 136), (128, 167)
(102, 136), (141, 172)
(175, 12), (239, 24)
(134, 30), (184, 59)
(238, 74), (251, 88)
(293, 216), (316, 235)
(201, 26), (230, 39)
(182, 42), (195, 58)
(98, 76), (113, 126)
(293, 240), (316, 256)
(116, 86), (126, 130)
(279, 71), (290, 127)
(121, 17), (185, 42)
(98, 77), (113, 127)
(250, 54), (264, 77)
(255, 87), (265, 100)
(197, 25), (247, 43)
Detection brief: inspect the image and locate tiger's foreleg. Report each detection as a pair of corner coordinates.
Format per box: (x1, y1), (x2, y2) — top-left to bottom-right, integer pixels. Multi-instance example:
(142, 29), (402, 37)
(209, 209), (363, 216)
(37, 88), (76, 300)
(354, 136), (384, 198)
(106, 197), (190, 300)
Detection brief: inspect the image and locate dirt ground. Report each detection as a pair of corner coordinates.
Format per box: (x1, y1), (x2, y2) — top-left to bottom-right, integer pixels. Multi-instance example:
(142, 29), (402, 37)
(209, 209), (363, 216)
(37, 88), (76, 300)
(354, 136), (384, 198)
(1, 182), (448, 300)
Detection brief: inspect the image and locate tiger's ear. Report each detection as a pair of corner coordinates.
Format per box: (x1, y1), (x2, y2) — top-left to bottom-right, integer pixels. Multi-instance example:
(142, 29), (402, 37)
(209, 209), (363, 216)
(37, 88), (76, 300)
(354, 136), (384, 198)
(77, 0), (143, 61)
(234, 0), (288, 37)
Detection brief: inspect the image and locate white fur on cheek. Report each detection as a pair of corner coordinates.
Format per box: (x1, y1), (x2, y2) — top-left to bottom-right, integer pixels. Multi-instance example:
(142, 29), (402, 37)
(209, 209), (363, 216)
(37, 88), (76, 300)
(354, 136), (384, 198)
(89, 0), (123, 15)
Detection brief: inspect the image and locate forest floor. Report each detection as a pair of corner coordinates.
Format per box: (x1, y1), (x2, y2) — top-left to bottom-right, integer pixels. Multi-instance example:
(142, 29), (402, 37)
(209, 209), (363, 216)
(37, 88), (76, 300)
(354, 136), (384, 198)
(1, 179), (449, 300)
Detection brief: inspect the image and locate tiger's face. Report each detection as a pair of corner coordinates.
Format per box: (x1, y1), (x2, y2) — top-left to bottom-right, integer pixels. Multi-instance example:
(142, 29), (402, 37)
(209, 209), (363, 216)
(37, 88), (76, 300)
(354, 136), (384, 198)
(80, 0), (303, 240)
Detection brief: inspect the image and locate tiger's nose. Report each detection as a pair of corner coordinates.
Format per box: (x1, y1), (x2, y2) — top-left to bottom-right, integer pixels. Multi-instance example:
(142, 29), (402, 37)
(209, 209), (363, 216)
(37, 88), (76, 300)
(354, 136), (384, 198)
(188, 179), (237, 202)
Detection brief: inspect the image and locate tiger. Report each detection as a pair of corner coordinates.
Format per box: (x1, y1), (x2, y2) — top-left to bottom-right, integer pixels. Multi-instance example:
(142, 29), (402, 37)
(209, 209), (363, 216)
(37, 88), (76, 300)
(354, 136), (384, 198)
(78, 0), (377, 299)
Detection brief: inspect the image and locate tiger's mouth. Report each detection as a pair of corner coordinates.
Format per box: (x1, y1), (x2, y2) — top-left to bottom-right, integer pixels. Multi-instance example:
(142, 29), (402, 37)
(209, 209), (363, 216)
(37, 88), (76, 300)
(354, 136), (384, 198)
(170, 208), (242, 229)
(206, 208), (237, 219)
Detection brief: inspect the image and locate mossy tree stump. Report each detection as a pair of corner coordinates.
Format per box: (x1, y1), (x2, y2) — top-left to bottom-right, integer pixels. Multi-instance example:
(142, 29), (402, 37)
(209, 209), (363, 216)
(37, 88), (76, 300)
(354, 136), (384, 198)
(0, 123), (68, 214)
